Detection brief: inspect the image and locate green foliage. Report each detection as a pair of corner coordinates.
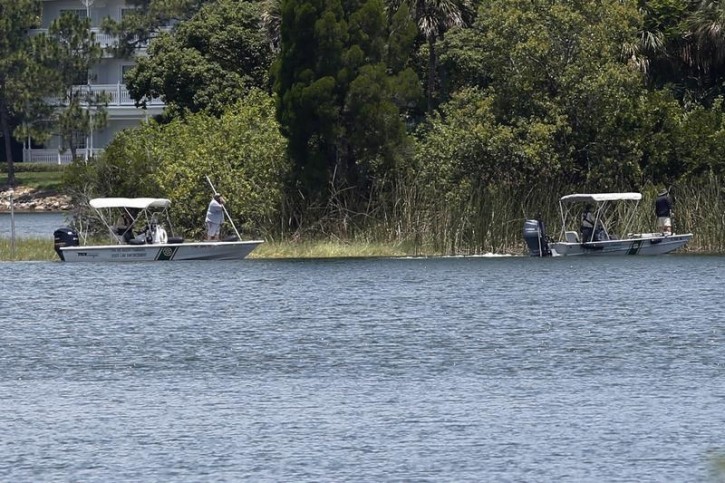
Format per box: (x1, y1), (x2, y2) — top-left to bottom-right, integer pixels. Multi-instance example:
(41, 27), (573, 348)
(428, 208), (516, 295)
(273, 0), (422, 216)
(151, 90), (289, 238)
(635, 0), (725, 104)
(125, 0), (274, 117)
(415, 87), (563, 194)
(392, 0), (474, 110)
(436, 0), (665, 188)
(62, 128), (161, 204)
(62, 90), (289, 239)
(101, 0), (206, 57)
(0, 0), (55, 184)
(0, 163), (65, 173)
(675, 98), (725, 177)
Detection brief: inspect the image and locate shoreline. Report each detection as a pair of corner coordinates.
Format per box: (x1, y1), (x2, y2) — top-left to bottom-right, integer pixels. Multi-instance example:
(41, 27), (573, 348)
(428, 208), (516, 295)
(0, 209), (69, 214)
(0, 236), (710, 262)
(0, 186), (72, 213)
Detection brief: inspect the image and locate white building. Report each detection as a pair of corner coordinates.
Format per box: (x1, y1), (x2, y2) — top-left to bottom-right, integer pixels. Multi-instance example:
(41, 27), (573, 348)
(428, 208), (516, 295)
(25, 0), (165, 164)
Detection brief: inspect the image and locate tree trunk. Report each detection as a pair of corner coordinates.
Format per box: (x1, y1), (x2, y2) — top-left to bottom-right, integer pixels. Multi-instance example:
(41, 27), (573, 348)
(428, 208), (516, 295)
(0, 98), (17, 187)
(427, 35), (436, 112)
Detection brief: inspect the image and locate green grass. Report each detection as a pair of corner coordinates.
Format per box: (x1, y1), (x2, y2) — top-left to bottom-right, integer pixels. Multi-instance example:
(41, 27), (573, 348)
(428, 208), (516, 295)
(10, 171), (65, 191)
(1, 163), (66, 190)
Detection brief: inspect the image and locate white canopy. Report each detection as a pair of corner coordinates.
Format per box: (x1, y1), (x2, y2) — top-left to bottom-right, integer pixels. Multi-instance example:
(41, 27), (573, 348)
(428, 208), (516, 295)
(90, 197), (172, 210)
(560, 193), (642, 203)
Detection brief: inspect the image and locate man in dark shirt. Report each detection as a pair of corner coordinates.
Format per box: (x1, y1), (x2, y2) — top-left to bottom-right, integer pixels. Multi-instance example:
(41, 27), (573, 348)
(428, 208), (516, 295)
(581, 205), (595, 242)
(655, 190), (673, 235)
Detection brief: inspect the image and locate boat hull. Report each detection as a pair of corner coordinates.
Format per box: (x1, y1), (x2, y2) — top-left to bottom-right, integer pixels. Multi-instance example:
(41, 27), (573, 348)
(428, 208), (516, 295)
(58, 240), (263, 262)
(550, 234), (691, 257)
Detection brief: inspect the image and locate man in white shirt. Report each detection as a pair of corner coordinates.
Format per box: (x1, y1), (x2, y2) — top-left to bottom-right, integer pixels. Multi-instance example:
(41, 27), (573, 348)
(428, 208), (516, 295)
(205, 193), (225, 240)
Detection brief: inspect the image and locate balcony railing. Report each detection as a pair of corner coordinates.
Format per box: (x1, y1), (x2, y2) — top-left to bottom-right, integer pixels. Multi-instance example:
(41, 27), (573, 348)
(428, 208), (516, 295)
(75, 84), (164, 107)
(28, 28), (143, 49)
(44, 84), (164, 107)
(22, 148), (104, 165)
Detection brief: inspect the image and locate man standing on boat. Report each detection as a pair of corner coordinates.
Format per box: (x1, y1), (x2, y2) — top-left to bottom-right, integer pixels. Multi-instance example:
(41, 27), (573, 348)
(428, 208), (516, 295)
(205, 193), (225, 240)
(655, 189), (673, 235)
(581, 204), (595, 242)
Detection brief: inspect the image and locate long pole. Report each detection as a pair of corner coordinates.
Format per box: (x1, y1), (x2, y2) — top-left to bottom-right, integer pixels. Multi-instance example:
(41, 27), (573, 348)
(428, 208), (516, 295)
(205, 175), (242, 240)
(9, 188), (16, 258)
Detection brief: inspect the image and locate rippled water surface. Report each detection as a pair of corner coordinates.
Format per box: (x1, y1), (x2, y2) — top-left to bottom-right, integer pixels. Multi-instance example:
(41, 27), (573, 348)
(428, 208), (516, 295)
(0, 212), (67, 239)
(2, 256), (724, 482)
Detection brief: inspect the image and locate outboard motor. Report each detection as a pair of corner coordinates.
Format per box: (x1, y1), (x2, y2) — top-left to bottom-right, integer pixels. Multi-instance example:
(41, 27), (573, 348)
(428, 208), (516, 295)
(53, 227), (79, 261)
(523, 219), (551, 257)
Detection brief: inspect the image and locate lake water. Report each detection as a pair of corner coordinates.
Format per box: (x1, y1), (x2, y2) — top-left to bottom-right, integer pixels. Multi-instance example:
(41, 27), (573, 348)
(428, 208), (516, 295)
(0, 212), (68, 239)
(1, 256), (724, 482)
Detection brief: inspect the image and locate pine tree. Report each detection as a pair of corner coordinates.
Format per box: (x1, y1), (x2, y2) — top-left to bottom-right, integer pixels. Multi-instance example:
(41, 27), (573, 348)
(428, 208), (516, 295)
(0, 0), (45, 185)
(273, 0), (421, 213)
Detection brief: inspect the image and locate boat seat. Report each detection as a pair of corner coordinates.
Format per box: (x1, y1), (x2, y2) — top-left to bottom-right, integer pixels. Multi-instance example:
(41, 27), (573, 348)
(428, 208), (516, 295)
(565, 231), (580, 243)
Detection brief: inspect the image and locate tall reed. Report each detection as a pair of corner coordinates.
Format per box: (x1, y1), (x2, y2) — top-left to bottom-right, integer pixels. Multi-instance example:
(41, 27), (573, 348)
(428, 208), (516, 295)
(0, 238), (57, 261)
(387, 181), (566, 255)
(327, 176), (724, 255)
(666, 174), (725, 253)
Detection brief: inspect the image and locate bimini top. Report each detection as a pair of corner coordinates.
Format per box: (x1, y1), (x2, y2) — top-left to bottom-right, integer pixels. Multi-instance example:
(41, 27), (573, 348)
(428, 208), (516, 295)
(560, 193), (642, 203)
(89, 197), (172, 210)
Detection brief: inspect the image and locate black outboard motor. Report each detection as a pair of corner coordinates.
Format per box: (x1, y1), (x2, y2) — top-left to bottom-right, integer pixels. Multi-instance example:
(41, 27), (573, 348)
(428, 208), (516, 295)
(523, 218), (551, 257)
(53, 227), (79, 261)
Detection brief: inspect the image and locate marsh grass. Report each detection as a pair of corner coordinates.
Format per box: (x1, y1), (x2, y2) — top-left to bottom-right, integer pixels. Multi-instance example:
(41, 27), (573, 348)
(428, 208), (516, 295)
(0, 238), (57, 261)
(671, 176), (725, 253)
(393, 183), (565, 255)
(621, 177), (724, 253)
(252, 239), (433, 258)
(410, 178), (725, 255)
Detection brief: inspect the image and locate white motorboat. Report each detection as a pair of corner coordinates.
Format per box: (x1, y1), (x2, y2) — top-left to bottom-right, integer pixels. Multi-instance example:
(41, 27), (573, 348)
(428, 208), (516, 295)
(54, 197), (263, 262)
(523, 192), (692, 257)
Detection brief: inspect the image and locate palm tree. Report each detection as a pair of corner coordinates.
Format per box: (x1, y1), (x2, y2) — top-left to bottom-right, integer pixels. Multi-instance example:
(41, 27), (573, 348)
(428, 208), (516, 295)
(624, 3), (667, 78)
(685, 0), (725, 94)
(389, 0), (473, 111)
(261, 0), (281, 53)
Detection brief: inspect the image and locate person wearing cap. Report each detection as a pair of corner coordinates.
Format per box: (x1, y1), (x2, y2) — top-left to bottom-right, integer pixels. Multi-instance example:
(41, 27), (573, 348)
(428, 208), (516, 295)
(205, 193), (225, 240)
(655, 189), (673, 235)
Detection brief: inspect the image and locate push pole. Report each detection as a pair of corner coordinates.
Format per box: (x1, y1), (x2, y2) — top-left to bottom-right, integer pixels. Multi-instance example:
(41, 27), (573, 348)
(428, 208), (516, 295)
(205, 175), (242, 240)
(9, 187), (16, 259)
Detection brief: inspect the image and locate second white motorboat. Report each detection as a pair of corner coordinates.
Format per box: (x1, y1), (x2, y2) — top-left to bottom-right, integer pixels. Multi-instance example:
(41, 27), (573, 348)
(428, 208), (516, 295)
(523, 192), (692, 257)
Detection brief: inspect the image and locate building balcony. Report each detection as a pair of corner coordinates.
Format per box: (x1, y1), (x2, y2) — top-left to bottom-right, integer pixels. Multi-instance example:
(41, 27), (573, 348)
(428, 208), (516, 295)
(74, 84), (164, 107)
(24, 85), (164, 165)
(28, 28), (146, 50)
